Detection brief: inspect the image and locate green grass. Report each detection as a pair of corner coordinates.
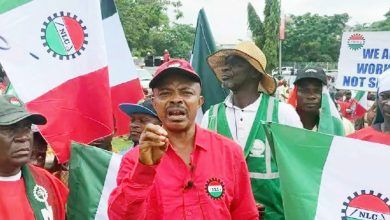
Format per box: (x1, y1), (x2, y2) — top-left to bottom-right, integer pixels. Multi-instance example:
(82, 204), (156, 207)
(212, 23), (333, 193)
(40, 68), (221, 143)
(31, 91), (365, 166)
(112, 136), (133, 153)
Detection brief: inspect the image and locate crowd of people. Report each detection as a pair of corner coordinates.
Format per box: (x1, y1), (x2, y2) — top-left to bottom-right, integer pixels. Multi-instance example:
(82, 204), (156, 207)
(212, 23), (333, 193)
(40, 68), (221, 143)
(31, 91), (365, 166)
(0, 41), (389, 219)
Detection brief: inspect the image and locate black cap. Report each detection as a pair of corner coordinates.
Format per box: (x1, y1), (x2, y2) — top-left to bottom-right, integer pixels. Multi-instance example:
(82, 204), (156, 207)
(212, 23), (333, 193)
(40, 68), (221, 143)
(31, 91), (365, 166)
(294, 67), (327, 85)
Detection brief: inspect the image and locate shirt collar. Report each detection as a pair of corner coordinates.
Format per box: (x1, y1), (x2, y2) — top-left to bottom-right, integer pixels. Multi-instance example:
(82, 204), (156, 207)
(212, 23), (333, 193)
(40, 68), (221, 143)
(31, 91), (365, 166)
(194, 124), (209, 151)
(166, 125), (209, 152)
(224, 92), (262, 111)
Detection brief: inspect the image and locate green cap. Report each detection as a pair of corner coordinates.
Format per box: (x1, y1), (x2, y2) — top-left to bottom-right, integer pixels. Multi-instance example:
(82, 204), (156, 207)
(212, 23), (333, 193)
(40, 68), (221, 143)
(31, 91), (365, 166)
(0, 95), (46, 126)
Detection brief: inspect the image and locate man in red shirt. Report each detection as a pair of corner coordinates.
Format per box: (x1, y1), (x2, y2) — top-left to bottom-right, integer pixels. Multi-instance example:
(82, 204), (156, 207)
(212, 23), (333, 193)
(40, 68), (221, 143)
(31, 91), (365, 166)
(339, 90), (356, 121)
(348, 74), (390, 145)
(163, 49), (170, 63)
(0, 95), (68, 220)
(108, 59), (258, 219)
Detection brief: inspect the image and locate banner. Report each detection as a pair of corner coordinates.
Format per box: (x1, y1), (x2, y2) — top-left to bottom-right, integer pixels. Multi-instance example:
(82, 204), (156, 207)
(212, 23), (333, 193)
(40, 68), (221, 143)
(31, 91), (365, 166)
(265, 123), (390, 220)
(336, 32), (390, 92)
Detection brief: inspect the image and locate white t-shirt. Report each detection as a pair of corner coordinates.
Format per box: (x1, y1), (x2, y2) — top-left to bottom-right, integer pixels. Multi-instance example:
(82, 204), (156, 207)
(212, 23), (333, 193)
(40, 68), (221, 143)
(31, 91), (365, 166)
(275, 85), (289, 102)
(201, 93), (303, 149)
(0, 171), (21, 181)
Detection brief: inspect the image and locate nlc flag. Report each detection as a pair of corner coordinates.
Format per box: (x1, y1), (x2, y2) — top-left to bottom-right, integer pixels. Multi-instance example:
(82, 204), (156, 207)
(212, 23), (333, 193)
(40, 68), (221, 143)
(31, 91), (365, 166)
(351, 90), (368, 120)
(68, 143), (122, 220)
(0, 0), (113, 163)
(101, 0), (144, 136)
(265, 123), (390, 220)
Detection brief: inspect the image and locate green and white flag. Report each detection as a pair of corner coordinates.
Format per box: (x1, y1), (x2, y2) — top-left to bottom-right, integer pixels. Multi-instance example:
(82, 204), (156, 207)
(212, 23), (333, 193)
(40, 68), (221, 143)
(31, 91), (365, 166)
(265, 123), (390, 220)
(318, 86), (345, 136)
(67, 143), (122, 220)
(191, 9), (228, 115)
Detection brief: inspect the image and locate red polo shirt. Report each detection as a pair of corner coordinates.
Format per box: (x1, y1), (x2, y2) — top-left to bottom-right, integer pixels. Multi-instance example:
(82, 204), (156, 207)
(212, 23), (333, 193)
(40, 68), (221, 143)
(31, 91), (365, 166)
(348, 126), (390, 145)
(108, 125), (258, 219)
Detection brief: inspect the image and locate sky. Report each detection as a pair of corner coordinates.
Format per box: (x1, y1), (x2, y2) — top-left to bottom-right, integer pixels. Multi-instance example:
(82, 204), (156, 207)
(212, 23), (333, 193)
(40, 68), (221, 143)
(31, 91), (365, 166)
(168, 0), (389, 44)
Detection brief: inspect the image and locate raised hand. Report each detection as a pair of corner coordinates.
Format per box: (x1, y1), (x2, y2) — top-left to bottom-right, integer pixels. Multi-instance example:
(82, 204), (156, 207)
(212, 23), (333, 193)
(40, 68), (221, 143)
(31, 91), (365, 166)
(138, 123), (169, 165)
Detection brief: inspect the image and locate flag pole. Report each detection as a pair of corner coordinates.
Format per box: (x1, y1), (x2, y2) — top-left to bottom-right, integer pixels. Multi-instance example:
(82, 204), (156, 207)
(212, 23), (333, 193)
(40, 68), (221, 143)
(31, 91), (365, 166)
(279, 39), (282, 75)
(278, 0), (283, 76)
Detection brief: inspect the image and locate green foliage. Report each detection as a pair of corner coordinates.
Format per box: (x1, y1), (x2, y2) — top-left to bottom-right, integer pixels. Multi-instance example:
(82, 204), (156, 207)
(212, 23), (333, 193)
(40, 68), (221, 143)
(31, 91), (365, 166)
(247, 3), (264, 47)
(352, 9), (390, 31)
(115, 0), (169, 56)
(150, 23), (195, 59)
(247, 0), (280, 71)
(282, 13), (349, 62)
(114, 0), (189, 57)
(262, 0), (280, 72)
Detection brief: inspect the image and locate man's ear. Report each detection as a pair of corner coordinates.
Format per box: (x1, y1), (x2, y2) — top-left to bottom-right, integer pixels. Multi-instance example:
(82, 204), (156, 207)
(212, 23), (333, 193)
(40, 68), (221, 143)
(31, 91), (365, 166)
(199, 96), (205, 107)
(151, 93), (156, 109)
(253, 70), (263, 81)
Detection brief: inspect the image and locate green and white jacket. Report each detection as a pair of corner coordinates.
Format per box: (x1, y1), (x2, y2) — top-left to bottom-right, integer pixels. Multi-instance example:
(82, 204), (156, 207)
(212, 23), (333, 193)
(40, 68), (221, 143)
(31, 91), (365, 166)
(201, 93), (302, 220)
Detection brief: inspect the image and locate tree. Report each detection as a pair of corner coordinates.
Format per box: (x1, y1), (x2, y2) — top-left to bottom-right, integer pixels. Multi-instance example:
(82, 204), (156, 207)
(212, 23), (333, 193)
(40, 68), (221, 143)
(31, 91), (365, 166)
(114, 0), (183, 56)
(247, 3), (264, 47)
(247, 0), (280, 72)
(352, 9), (390, 31)
(282, 13), (349, 62)
(150, 23), (195, 59)
(262, 0), (280, 72)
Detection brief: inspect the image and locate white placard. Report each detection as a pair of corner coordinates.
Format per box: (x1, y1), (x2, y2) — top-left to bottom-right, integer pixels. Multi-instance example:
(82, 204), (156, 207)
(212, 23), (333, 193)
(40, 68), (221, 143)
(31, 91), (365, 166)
(336, 32), (390, 92)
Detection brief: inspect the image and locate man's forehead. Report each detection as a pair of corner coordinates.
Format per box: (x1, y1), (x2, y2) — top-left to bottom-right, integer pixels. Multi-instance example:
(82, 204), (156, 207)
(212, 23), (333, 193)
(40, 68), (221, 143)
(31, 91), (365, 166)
(156, 84), (195, 90)
(154, 73), (199, 87)
(225, 55), (247, 64)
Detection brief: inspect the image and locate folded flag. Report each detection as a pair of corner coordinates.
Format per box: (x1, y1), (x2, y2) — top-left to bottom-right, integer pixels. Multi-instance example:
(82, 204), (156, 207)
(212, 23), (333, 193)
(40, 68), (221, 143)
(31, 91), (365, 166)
(67, 142), (122, 220)
(265, 123), (390, 220)
(191, 8), (228, 116)
(0, 0), (114, 162)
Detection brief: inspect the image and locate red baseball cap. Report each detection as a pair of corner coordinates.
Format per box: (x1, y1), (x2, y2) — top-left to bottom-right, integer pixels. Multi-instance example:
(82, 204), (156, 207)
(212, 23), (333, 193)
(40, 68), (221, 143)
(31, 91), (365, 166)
(149, 59), (201, 88)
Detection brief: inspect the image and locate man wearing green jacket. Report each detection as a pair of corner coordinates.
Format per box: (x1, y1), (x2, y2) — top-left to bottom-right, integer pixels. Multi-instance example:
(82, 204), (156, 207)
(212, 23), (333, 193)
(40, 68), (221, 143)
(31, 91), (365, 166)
(201, 41), (302, 220)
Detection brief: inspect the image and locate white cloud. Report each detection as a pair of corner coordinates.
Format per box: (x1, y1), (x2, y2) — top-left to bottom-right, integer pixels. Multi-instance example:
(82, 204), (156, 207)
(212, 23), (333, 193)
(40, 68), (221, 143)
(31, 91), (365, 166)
(168, 0), (389, 44)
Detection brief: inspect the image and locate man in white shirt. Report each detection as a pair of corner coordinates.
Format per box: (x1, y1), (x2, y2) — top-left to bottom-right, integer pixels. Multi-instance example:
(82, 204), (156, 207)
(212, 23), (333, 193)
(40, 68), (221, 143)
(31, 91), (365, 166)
(275, 79), (289, 102)
(201, 41), (302, 220)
